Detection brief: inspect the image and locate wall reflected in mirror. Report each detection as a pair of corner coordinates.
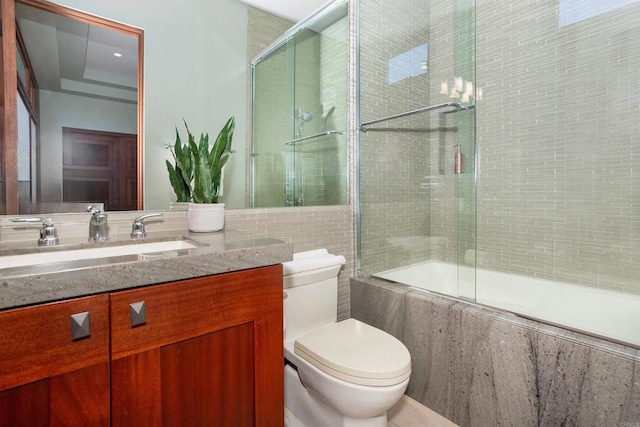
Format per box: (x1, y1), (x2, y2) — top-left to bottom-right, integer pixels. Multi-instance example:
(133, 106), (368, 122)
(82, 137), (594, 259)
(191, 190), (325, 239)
(12, 0), (142, 214)
(250, 0), (349, 207)
(1, 0), (348, 217)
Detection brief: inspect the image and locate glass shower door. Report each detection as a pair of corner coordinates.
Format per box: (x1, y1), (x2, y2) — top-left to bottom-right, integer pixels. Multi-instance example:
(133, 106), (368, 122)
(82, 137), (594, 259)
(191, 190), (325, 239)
(357, 0), (477, 301)
(251, 34), (321, 208)
(288, 28), (319, 207)
(251, 42), (292, 208)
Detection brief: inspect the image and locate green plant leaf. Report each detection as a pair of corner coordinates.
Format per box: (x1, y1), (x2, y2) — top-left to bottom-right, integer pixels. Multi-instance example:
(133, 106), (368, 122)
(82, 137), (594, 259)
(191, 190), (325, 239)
(210, 117), (234, 168)
(166, 160), (190, 202)
(166, 126), (193, 202)
(173, 126), (193, 189)
(207, 117), (235, 203)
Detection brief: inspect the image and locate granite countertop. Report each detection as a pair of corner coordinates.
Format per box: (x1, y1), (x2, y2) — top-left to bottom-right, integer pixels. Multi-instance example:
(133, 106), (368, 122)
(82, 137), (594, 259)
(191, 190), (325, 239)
(0, 230), (292, 311)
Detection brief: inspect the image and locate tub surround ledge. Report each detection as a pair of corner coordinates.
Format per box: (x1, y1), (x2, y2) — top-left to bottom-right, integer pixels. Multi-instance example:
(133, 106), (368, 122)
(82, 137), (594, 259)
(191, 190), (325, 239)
(0, 230), (292, 310)
(351, 276), (640, 427)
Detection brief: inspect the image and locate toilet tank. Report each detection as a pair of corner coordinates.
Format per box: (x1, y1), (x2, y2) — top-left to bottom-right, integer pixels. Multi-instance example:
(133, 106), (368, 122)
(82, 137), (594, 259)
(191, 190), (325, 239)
(283, 264), (341, 341)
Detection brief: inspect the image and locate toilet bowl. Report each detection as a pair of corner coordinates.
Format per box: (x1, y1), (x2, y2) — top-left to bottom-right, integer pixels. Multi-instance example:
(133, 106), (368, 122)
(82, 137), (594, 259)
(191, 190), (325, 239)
(283, 253), (411, 427)
(285, 319), (410, 425)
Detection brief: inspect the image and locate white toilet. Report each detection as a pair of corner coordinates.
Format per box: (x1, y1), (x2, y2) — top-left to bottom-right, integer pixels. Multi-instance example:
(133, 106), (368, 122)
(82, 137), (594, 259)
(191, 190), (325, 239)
(283, 254), (411, 427)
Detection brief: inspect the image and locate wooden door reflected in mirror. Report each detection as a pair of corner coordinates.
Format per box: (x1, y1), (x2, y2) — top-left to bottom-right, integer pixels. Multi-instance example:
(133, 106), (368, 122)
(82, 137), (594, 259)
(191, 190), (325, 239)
(62, 128), (138, 211)
(1, 0), (143, 214)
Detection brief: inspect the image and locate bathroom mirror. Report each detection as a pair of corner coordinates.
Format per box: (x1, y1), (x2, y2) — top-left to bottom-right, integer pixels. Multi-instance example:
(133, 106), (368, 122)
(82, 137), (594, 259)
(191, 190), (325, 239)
(0, 0), (143, 215)
(1, 0), (348, 216)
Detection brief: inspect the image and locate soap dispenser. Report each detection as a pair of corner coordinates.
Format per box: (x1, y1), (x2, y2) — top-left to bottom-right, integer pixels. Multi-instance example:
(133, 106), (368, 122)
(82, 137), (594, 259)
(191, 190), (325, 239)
(454, 144), (463, 174)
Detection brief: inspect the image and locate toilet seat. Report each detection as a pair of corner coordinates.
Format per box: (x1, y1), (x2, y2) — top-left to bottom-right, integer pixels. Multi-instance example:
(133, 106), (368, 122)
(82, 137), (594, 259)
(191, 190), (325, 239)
(294, 318), (411, 387)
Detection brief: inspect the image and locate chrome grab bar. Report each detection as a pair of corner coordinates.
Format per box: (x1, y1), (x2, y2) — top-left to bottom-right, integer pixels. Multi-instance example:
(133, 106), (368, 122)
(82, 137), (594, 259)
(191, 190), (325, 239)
(359, 102), (472, 132)
(284, 130), (344, 145)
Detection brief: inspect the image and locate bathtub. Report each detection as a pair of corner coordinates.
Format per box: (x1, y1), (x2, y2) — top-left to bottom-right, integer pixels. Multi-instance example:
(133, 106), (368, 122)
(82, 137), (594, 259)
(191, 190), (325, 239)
(374, 260), (640, 348)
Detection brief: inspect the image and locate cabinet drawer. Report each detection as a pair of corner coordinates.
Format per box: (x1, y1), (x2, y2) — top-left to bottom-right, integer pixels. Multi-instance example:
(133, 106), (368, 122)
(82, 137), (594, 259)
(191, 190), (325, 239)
(0, 294), (110, 391)
(110, 264), (283, 359)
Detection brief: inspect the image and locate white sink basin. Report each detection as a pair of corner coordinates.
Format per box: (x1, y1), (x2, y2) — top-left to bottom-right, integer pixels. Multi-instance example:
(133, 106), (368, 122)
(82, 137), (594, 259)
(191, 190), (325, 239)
(1, 240), (199, 270)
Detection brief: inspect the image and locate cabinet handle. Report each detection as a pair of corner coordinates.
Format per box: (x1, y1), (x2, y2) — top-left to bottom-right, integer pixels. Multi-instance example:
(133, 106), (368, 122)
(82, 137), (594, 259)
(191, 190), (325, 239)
(129, 301), (147, 327)
(70, 311), (91, 340)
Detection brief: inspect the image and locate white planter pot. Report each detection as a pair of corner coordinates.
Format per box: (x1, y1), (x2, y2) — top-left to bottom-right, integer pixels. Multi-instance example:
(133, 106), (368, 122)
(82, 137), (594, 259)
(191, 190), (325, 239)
(188, 203), (225, 232)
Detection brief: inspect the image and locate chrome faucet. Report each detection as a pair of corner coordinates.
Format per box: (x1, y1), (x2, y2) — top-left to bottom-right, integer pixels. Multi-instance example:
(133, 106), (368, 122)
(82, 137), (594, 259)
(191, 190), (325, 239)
(9, 217), (59, 246)
(130, 213), (163, 239)
(87, 205), (108, 242)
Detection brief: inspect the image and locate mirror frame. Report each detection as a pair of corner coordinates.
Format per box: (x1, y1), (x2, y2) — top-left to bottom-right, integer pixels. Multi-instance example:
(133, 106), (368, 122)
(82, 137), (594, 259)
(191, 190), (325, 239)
(1, 0), (144, 214)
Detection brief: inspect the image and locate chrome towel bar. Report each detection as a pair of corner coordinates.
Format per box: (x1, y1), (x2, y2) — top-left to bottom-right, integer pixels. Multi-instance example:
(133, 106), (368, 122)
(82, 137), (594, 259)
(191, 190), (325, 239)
(359, 102), (473, 132)
(284, 130), (345, 145)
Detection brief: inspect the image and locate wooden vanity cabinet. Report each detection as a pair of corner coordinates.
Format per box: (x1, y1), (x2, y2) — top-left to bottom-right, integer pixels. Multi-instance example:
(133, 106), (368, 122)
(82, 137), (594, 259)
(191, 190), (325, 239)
(0, 295), (111, 426)
(0, 264), (284, 427)
(110, 263), (284, 426)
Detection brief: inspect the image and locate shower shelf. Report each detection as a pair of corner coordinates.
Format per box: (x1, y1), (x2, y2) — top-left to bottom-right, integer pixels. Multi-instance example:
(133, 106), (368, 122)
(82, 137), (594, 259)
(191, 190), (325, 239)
(284, 130), (344, 145)
(359, 102), (473, 132)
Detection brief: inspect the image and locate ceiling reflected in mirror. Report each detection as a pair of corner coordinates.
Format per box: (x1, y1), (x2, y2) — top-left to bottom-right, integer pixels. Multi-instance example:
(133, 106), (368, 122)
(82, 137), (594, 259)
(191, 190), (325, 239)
(16, 2), (138, 104)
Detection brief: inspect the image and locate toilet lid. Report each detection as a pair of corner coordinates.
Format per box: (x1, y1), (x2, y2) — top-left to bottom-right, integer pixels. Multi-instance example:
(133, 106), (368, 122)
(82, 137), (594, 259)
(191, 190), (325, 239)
(294, 318), (411, 387)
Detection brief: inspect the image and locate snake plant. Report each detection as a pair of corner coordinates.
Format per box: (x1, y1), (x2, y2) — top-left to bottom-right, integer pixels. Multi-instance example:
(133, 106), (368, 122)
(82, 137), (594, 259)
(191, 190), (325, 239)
(166, 117), (235, 203)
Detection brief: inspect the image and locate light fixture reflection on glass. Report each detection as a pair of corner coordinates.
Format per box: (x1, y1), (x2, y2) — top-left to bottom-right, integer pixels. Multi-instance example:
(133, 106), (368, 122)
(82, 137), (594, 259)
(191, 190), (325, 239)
(113, 52), (122, 58)
(454, 76), (464, 92)
(440, 76), (482, 102)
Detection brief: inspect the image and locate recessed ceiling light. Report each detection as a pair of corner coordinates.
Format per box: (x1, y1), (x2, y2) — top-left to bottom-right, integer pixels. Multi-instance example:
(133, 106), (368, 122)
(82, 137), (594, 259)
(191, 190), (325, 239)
(113, 52), (122, 57)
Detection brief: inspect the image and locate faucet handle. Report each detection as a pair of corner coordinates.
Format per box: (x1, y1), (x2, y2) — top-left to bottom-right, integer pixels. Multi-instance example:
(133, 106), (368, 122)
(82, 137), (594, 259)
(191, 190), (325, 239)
(10, 217), (59, 246)
(130, 213), (163, 239)
(39, 218), (59, 246)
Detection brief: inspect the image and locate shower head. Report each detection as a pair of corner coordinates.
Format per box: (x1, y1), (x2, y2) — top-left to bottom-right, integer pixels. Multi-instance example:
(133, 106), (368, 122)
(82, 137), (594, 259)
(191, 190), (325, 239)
(322, 106), (335, 130)
(300, 111), (313, 122)
(323, 106), (335, 120)
(295, 109), (314, 138)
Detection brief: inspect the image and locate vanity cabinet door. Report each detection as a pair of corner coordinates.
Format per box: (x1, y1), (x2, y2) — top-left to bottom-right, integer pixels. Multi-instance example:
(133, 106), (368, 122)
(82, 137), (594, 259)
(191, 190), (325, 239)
(109, 265), (284, 426)
(0, 295), (110, 427)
